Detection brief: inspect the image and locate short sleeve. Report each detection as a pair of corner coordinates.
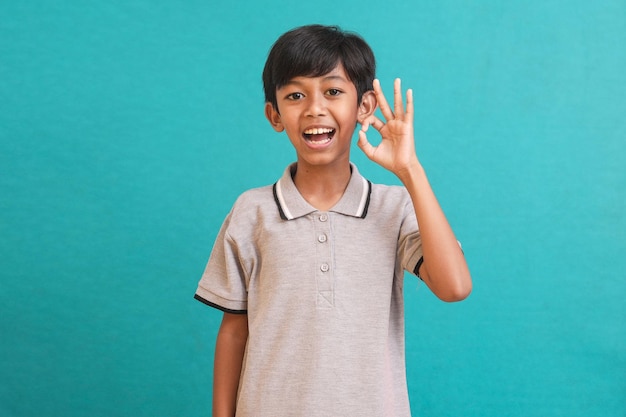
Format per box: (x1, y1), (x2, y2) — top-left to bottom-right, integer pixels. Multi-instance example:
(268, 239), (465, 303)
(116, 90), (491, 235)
(397, 192), (424, 278)
(194, 212), (249, 314)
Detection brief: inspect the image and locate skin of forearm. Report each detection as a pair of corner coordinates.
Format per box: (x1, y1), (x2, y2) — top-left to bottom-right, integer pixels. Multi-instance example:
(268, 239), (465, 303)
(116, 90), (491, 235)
(397, 161), (472, 302)
(213, 314), (248, 417)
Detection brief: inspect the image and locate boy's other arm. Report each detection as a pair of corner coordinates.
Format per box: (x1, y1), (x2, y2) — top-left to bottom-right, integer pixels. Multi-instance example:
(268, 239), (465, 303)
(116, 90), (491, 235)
(358, 79), (472, 302)
(213, 312), (248, 417)
(398, 163), (471, 301)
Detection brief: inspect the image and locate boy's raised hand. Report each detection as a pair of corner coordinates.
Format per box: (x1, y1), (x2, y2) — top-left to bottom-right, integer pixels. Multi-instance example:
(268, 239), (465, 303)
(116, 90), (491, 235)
(358, 78), (420, 177)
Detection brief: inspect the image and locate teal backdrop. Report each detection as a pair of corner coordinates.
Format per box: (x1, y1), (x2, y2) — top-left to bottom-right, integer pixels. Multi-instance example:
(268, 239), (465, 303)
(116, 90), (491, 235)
(1, 1), (624, 416)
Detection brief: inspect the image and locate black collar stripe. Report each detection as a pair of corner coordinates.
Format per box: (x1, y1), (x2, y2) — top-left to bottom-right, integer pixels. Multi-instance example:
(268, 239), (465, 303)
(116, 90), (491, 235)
(358, 179), (372, 219)
(272, 165), (371, 220)
(273, 182), (290, 220)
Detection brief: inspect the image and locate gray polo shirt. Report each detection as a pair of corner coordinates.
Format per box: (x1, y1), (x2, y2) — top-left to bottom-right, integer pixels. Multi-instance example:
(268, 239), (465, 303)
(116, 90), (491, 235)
(195, 163), (423, 417)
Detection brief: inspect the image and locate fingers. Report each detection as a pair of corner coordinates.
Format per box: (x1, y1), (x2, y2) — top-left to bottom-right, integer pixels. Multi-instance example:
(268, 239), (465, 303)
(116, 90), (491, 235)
(360, 115), (385, 133)
(393, 78), (404, 121)
(358, 115), (385, 160)
(373, 79), (394, 121)
(406, 88), (414, 121)
(357, 128), (376, 160)
(373, 78), (411, 122)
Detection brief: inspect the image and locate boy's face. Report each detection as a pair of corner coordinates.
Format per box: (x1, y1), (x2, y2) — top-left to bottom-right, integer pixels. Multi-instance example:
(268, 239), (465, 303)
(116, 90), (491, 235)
(265, 64), (375, 170)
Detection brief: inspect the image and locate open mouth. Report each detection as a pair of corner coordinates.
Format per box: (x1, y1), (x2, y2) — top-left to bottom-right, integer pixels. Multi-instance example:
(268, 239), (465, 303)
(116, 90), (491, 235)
(303, 127), (335, 144)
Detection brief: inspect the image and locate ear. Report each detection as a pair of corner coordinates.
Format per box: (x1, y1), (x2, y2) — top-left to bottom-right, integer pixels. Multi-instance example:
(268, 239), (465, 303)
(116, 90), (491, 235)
(265, 102), (284, 132)
(357, 90), (377, 124)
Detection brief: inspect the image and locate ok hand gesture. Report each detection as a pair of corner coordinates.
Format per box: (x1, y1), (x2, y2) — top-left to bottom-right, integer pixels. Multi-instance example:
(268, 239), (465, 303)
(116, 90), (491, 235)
(358, 78), (420, 178)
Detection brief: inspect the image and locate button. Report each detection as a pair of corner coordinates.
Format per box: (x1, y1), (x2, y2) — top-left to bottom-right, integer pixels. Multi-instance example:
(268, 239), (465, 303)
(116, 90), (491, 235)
(320, 263), (330, 272)
(319, 214), (328, 222)
(318, 234), (327, 243)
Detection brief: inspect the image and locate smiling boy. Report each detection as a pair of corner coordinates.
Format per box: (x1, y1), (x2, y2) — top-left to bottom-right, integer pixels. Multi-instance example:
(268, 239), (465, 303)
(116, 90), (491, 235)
(195, 24), (472, 417)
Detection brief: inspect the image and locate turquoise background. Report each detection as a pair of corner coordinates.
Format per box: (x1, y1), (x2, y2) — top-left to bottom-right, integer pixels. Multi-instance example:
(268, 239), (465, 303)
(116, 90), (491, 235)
(1, 1), (624, 416)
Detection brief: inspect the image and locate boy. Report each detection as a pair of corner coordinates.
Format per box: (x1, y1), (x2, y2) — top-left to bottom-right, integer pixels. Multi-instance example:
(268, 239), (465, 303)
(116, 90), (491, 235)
(195, 24), (471, 417)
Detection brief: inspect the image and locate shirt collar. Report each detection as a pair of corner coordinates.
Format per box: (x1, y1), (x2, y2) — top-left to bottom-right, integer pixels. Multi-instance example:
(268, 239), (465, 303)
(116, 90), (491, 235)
(273, 163), (372, 220)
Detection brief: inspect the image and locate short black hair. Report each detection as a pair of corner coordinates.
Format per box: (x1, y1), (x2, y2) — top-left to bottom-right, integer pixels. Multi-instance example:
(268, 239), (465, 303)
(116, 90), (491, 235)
(262, 24), (376, 110)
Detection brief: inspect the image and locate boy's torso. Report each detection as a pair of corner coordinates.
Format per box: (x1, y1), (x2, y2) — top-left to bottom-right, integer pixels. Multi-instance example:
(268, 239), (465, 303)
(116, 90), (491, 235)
(196, 163), (422, 416)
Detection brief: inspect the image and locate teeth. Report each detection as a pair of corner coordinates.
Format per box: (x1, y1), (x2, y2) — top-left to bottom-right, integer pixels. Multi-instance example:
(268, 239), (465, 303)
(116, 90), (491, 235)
(304, 127), (334, 135)
(309, 137), (332, 144)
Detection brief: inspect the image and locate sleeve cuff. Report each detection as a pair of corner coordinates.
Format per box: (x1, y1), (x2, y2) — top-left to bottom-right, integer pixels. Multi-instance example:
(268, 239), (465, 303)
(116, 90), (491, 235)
(413, 256), (424, 279)
(194, 294), (247, 314)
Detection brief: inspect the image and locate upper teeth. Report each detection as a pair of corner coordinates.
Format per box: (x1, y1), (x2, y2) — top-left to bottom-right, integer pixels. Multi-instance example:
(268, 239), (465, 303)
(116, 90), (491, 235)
(304, 128), (333, 135)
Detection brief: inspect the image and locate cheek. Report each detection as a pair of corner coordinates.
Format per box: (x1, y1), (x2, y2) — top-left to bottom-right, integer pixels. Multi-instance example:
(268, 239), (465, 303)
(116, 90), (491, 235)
(337, 108), (359, 127)
(284, 121), (301, 136)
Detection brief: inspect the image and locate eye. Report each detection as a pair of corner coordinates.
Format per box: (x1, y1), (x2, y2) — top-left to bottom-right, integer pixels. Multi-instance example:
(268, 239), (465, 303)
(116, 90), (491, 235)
(286, 92), (304, 100)
(326, 88), (342, 96)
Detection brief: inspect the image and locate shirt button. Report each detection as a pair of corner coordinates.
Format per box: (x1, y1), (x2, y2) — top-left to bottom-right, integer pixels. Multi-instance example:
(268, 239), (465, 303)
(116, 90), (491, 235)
(318, 234), (327, 243)
(320, 263), (330, 272)
(319, 214), (328, 222)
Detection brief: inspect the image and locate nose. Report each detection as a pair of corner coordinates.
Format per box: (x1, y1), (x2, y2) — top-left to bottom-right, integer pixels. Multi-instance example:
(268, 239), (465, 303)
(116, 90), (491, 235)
(304, 92), (326, 117)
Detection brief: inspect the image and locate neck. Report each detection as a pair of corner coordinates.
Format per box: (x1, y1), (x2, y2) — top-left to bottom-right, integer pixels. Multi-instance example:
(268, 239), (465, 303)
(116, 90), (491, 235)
(292, 161), (352, 211)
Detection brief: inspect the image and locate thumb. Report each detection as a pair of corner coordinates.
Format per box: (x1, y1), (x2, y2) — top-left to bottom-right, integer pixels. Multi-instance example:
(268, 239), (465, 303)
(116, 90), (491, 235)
(357, 129), (376, 160)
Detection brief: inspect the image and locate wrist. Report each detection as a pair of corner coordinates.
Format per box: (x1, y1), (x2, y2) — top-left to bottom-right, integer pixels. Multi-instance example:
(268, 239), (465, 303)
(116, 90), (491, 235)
(396, 158), (425, 186)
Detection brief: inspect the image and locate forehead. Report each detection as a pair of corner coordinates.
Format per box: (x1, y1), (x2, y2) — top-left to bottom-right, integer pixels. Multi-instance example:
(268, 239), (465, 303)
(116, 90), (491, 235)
(279, 64), (352, 89)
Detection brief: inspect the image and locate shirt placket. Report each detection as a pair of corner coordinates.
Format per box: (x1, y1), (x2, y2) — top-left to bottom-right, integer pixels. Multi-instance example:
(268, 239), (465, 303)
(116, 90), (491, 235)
(315, 212), (333, 308)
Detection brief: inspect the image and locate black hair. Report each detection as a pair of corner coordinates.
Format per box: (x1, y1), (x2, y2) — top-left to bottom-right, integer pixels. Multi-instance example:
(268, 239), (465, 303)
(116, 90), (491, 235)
(262, 24), (376, 110)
